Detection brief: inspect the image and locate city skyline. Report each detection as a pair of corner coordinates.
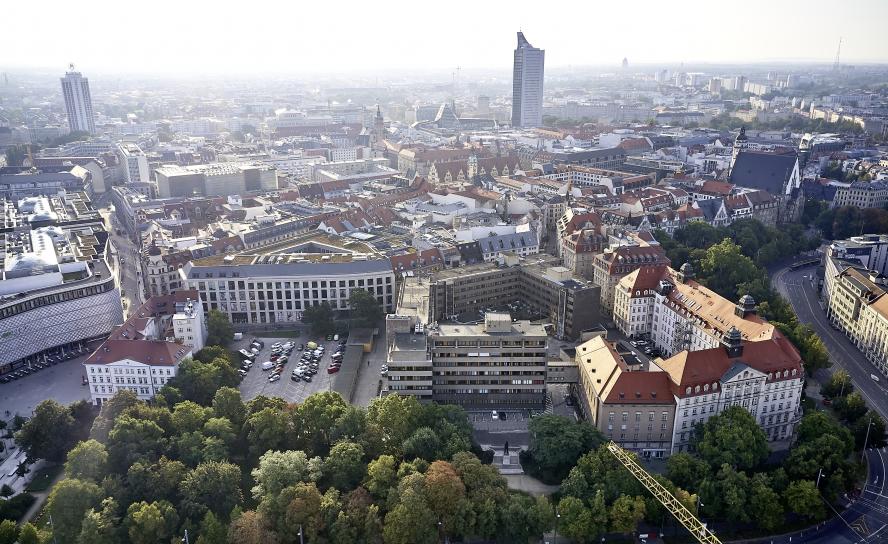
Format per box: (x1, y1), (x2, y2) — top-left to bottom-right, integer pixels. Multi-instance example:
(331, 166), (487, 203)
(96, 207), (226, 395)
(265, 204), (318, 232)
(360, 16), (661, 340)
(2, 0), (888, 76)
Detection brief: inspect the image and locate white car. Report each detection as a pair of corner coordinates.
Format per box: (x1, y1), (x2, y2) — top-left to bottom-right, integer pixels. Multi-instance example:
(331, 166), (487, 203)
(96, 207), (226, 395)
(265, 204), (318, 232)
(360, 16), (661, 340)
(268, 374), (281, 383)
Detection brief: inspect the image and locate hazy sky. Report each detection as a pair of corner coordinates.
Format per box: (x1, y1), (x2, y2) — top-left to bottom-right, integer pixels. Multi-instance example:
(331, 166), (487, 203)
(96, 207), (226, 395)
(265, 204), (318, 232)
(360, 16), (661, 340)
(3, 0), (887, 76)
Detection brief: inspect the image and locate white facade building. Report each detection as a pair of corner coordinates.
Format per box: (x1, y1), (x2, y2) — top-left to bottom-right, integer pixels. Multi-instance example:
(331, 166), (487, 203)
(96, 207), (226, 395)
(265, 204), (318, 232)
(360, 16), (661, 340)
(117, 143), (151, 184)
(61, 67), (96, 134)
(83, 291), (206, 405)
(511, 32), (545, 128)
(180, 254), (395, 326)
(659, 331), (804, 452)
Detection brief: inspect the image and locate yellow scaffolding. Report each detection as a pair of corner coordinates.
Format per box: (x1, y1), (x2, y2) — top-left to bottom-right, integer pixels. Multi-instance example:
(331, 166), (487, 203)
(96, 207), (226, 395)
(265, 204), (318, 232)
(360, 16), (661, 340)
(605, 442), (722, 544)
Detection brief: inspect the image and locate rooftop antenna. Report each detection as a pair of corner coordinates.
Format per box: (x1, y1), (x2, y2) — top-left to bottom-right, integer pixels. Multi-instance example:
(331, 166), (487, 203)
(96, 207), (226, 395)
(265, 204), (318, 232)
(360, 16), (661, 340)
(833, 37), (842, 71)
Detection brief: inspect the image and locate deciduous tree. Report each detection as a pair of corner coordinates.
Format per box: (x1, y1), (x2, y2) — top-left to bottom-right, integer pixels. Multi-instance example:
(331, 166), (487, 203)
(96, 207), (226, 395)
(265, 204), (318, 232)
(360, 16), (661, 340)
(206, 309), (234, 346)
(784, 480), (825, 520)
(125, 500), (180, 544)
(16, 400), (75, 462)
(46, 478), (103, 543)
(695, 406), (769, 471)
(324, 441), (366, 491)
(180, 461), (243, 521)
(65, 439), (108, 482)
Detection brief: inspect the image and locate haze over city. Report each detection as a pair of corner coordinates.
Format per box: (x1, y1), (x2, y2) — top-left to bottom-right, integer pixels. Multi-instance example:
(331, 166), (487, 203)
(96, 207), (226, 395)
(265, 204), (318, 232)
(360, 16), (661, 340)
(2, 3), (888, 544)
(3, 0), (888, 76)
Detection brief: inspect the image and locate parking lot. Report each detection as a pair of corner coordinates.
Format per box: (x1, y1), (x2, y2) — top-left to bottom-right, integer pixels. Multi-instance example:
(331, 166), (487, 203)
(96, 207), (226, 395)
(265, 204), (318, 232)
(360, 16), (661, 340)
(0, 354), (91, 419)
(236, 336), (346, 404)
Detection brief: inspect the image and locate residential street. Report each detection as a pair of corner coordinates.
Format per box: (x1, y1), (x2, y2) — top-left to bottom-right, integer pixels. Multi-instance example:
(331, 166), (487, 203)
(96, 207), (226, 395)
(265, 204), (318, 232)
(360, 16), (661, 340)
(98, 204), (144, 317)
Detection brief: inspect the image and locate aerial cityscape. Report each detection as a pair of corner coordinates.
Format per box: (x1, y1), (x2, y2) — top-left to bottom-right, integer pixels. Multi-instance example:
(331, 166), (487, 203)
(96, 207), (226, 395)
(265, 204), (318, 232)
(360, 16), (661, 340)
(1, 2), (888, 543)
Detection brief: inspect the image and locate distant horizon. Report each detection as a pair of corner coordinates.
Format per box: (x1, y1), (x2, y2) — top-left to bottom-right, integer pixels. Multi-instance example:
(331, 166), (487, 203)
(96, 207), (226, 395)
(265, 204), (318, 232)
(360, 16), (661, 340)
(3, 59), (887, 82)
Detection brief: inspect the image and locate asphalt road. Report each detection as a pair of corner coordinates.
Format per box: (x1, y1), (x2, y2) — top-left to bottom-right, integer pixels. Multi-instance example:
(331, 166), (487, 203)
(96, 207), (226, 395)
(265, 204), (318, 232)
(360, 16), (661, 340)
(99, 205), (144, 317)
(772, 265), (888, 543)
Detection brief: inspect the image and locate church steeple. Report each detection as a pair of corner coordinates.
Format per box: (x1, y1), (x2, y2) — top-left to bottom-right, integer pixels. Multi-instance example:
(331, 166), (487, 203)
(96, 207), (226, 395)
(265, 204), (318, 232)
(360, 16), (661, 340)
(729, 126), (748, 174)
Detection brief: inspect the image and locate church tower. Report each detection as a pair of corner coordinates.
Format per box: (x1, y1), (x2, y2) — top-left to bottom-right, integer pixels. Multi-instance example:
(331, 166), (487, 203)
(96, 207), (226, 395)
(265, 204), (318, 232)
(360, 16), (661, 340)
(467, 151), (478, 180)
(373, 105), (384, 147)
(729, 126), (748, 174)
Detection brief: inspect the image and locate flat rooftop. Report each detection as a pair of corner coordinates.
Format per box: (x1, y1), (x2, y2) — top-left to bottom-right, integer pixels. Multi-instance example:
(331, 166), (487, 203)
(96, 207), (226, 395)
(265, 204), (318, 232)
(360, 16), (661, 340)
(434, 320), (547, 337)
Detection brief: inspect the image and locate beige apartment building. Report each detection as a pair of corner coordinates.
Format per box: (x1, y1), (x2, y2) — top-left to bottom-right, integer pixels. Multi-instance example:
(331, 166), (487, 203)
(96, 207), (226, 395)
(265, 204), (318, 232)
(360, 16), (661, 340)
(826, 266), (888, 377)
(593, 240), (670, 318)
(575, 336), (675, 458)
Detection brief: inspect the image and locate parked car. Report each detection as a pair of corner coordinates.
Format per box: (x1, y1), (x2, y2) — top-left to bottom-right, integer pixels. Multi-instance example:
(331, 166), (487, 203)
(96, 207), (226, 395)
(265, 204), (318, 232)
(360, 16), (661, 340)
(327, 366), (341, 374)
(268, 374), (280, 383)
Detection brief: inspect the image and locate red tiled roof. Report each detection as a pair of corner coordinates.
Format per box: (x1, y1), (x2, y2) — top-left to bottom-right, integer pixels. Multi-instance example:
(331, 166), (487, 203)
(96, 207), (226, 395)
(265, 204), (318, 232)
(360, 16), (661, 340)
(700, 181), (734, 195)
(660, 335), (802, 397)
(605, 371), (674, 404)
(85, 339), (191, 367)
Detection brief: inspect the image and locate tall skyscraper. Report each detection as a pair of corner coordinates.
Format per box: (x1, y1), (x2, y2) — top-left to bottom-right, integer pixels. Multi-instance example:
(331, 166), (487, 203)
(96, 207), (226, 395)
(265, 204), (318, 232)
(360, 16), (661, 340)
(61, 64), (96, 134)
(511, 32), (544, 128)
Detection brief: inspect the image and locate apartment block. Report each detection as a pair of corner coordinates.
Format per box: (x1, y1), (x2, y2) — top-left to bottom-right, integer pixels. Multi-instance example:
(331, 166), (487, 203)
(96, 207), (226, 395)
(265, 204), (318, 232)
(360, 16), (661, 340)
(825, 265), (888, 377)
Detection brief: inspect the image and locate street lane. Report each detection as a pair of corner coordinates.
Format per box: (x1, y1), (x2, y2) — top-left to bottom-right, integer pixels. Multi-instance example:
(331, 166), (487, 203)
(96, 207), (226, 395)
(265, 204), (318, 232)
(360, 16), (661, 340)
(99, 205), (144, 317)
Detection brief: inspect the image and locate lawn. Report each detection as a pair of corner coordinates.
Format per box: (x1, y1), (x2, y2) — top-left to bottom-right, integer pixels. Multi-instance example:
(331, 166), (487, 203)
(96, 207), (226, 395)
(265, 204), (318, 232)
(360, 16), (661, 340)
(25, 464), (63, 493)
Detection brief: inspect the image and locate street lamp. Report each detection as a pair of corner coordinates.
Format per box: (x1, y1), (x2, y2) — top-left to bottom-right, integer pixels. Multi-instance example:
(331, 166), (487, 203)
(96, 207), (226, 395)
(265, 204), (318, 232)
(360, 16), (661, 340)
(554, 507), (561, 543)
(181, 529), (189, 544)
(862, 416), (875, 462)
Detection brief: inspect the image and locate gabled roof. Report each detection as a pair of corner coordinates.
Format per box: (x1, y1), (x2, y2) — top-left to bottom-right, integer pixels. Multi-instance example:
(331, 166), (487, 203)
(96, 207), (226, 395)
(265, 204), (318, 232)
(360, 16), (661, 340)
(85, 339), (191, 367)
(695, 198), (724, 221)
(658, 335), (801, 397)
(729, 151), (798, 193)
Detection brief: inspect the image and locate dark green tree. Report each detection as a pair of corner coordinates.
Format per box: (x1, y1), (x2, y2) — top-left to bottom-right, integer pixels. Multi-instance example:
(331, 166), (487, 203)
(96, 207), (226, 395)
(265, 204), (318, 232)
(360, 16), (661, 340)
(205, 309), (234, 346)
(349, 289), (383, 327)
(303, 302), (336, 336)
(15, 399), (75, 462)
(324, 441), (366, 491)
(180, 461), (243, 521)
(523, 414), (604, 484)
(694, 406), (769, 471)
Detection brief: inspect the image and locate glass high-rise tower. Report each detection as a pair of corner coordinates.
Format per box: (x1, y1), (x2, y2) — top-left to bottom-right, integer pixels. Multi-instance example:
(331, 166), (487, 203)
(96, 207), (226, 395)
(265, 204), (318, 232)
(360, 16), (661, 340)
(511, 32), (544, 128)
(61, 65), (96, 134)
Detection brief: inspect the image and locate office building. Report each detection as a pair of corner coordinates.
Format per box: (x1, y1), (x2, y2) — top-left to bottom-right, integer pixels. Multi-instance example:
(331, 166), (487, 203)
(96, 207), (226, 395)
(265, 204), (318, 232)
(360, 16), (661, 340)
(386, 311), (548, 409)
(154, 162), (278, 198)
(511, 32), (545, 128)
(179, 235), (395, 326)
(592, 237), (670, 318)
(117, 143), (151, 185)
(60, 66), (96, 134)
(83, 291), (206, 405)
(613, 264), (777, 356)
(429, 313), (548, 408)
(659, 330), (803, 451)
(832, 181), (888, 210)
(414, 253), (599, 340)
(0, 165), (93, 199)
